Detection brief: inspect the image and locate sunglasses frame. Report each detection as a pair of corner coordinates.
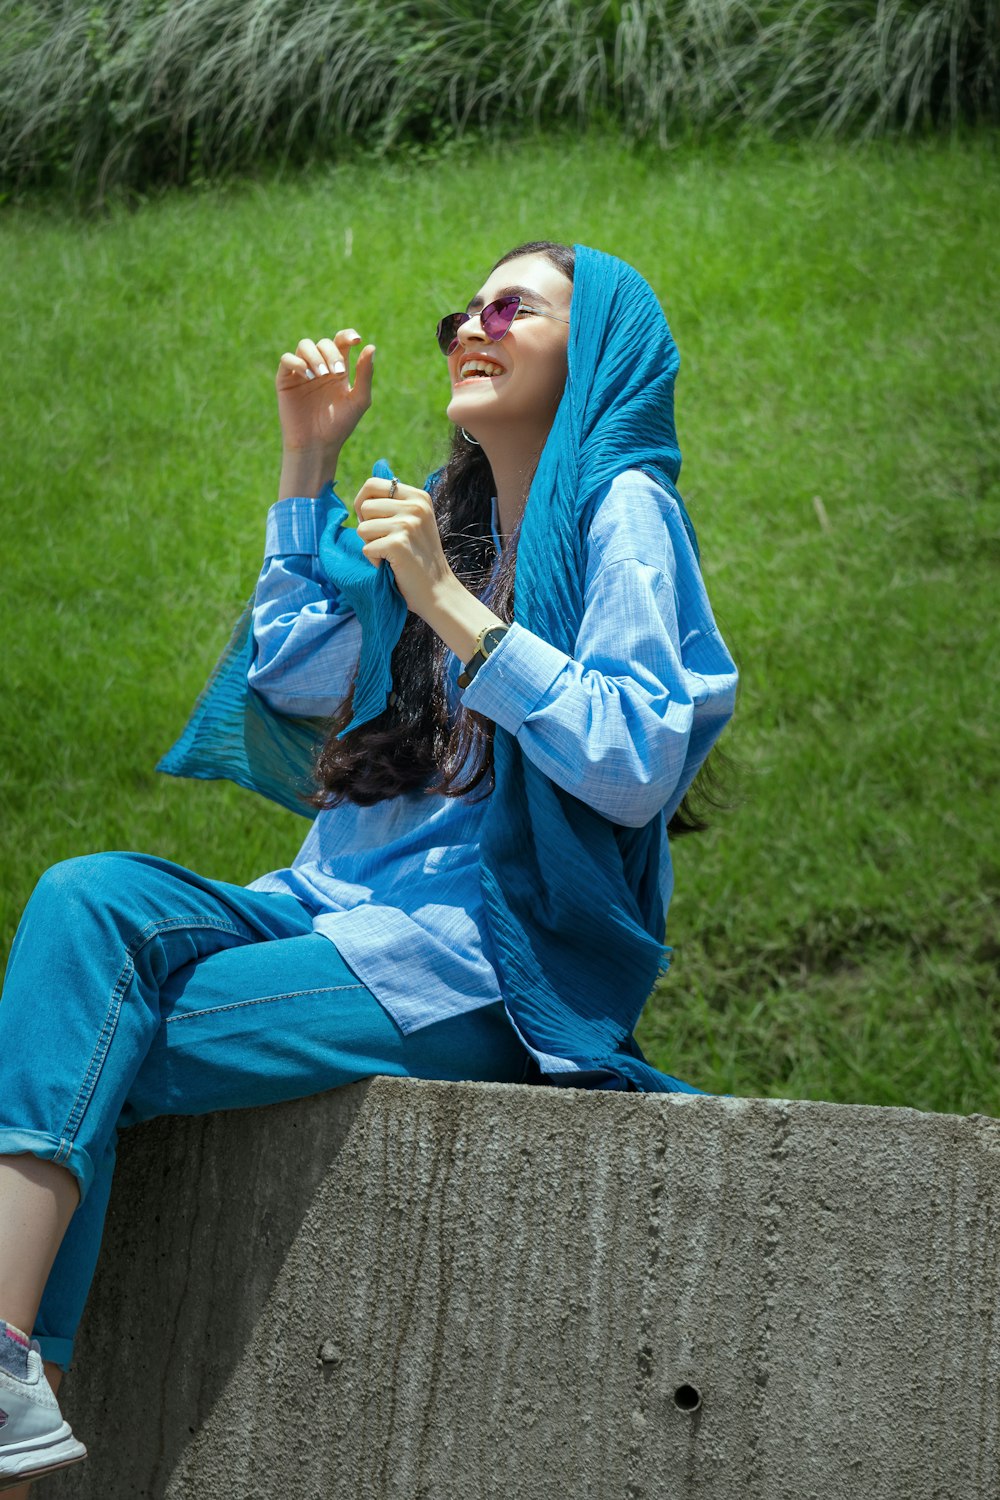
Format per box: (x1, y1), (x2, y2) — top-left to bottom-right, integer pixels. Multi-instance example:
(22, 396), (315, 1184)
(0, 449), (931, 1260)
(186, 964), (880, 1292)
(437, 294), (569, 356)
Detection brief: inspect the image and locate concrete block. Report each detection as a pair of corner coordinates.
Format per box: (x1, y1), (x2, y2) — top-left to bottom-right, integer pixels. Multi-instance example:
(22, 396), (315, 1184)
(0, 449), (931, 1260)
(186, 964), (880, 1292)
(56, 1081), (1000, 1499)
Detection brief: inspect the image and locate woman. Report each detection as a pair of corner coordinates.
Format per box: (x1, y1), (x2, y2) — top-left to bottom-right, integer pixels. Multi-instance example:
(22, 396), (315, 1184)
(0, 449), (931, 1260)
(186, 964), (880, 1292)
(0, 241), (738, 1489)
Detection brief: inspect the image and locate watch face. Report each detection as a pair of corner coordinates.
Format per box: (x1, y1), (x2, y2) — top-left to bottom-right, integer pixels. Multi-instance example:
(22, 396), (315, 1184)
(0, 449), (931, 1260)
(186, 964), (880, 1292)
(483, 626), (508, 653)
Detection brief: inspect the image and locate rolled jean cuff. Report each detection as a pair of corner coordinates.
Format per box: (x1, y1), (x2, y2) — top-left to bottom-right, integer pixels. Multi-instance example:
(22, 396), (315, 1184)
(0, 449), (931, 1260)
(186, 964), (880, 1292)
(0, 1127), (93, 1202)
(33, 1334), (74, 1372)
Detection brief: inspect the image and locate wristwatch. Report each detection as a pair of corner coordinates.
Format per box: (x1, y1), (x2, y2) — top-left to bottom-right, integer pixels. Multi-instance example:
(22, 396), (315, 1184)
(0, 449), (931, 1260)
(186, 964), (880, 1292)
(458, 624), (509, 689)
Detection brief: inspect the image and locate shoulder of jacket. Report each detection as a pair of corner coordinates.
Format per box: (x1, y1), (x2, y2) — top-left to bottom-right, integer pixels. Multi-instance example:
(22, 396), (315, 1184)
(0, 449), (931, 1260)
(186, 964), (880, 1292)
(586, 469), (689, 580)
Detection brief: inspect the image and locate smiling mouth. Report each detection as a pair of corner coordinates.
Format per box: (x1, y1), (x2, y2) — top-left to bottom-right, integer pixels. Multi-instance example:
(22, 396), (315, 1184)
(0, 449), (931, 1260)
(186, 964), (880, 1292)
(458, 359), (506, 382)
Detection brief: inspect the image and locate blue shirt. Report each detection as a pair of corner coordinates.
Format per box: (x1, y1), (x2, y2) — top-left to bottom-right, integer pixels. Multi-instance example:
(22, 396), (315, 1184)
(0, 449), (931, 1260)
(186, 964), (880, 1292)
(245, 469), (738, 1035)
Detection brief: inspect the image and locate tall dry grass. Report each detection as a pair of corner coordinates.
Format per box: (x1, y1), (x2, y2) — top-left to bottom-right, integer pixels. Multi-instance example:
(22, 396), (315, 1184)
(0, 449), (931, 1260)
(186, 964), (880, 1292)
(1, 0), (997, 203)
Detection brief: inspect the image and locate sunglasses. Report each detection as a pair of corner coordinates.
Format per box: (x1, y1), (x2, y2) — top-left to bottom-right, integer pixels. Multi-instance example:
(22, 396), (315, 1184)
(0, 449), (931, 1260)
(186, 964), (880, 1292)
(436, 294), (569, 356)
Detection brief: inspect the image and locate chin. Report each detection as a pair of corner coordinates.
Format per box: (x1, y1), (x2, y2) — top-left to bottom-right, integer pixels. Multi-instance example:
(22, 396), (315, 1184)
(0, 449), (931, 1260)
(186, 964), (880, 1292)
(447, 397), (496, 431)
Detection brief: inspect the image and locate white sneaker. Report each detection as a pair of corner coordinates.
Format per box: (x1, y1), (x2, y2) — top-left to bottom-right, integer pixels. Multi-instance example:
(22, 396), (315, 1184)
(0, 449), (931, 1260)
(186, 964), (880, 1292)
(0, 1340), (87, 1490)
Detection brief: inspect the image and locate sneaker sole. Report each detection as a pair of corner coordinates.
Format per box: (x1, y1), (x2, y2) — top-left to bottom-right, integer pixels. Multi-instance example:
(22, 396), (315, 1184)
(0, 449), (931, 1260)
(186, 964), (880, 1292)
(0, 1435), (87, 1489)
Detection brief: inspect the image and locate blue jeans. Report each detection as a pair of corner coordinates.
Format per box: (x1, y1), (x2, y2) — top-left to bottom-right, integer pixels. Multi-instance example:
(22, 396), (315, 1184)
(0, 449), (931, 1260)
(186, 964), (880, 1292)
(0, 852), (533, 1371)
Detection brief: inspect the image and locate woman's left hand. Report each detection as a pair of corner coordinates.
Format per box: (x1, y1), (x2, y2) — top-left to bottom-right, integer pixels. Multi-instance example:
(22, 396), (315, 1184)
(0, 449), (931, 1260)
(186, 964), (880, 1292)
(354, 477), (457, 621)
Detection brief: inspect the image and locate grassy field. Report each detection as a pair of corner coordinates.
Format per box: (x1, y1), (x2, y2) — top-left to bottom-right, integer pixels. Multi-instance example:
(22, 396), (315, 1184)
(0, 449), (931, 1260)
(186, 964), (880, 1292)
(1, 131), (997, 1113)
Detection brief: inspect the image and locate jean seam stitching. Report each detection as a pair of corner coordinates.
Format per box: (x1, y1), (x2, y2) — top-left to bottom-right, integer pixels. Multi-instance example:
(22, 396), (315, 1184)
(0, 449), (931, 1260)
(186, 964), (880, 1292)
(59, 953), (134, 1148)
(164, 984), (366, 1024)
(131, 915), (255, 945)
(58, 916), (259, 1148)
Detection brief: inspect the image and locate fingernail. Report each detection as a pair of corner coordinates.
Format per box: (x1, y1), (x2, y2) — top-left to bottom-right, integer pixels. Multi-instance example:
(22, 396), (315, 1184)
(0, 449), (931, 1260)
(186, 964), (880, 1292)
(332, 360), (346, 375)
(317, 362), (330, 376)
(305, 369), (316, 381)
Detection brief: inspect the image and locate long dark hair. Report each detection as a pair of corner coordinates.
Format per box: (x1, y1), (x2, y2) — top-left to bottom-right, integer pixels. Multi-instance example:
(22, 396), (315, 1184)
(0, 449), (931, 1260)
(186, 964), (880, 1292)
(310, 240), (736, 836)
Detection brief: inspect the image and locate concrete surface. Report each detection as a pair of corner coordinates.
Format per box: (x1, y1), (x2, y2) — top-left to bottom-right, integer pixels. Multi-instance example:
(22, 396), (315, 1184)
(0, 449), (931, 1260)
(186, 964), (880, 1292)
(53, 1081), (1000, 1499)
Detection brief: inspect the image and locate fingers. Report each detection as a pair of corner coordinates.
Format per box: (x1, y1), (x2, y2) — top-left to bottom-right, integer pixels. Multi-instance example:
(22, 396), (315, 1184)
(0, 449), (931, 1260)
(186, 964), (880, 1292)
(277, 346), (324, 385)
(330, 329), (364, 369)
(355, 485), (434, 537)
(276, 330), (368, 383)
(276, 351), (311, 383)
(316, 332), (353, 378)
(354, 480), (429, 520)
(299, 336), (338, 380)
(351, 342), (377, 404)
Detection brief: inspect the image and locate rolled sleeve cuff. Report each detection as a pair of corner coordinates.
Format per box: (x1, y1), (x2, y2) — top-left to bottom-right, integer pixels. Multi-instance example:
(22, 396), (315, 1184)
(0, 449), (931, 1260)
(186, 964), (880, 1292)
(264, 482), (348, 558)
(459, 621), (569, 735)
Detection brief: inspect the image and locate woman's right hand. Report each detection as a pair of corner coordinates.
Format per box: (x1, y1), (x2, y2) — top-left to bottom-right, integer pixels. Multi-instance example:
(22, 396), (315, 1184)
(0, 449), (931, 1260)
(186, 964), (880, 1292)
(275, 329), (376, 456)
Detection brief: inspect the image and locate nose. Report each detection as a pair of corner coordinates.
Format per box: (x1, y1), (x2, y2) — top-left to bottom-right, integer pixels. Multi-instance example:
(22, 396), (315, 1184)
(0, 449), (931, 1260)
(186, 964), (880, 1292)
(454, 313), (490, 354)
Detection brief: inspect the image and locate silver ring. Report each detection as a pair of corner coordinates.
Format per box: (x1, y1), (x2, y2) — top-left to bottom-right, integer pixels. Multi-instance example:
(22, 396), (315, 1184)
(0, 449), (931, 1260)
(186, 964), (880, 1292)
(388, 478), (398, 499)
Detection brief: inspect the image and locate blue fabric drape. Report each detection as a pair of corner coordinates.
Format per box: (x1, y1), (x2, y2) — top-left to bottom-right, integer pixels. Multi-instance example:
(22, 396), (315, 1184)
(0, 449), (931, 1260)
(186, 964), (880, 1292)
(159, 245), (708, 1093)
(471, 245), (703, 1092)
(155, 599), (323, 819)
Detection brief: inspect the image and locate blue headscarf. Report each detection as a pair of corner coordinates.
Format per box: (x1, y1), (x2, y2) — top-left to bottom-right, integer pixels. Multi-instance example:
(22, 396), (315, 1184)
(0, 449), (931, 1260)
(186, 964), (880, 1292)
(158, 245), (706, 1093)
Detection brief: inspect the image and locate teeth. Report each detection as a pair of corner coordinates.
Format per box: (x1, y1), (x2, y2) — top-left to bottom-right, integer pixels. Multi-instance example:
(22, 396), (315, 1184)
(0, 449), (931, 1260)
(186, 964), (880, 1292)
(462, 361), (503, 378)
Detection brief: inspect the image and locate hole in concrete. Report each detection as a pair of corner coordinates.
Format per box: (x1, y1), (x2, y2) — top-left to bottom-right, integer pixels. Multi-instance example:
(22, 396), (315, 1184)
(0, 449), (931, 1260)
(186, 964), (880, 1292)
(673, 1383), (702, 1412)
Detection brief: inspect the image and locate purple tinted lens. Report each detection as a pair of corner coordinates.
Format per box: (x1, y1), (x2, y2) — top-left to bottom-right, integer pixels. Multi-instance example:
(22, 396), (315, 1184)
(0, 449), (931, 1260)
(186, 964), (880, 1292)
(481, 296), (520, 340)
(437, 313), (466, 355)
(437, 295), (520, 354)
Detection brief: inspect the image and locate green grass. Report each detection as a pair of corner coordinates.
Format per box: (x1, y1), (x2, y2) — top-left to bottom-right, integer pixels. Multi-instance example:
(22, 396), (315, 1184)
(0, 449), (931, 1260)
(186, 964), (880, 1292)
(1, 131), (997, 1114)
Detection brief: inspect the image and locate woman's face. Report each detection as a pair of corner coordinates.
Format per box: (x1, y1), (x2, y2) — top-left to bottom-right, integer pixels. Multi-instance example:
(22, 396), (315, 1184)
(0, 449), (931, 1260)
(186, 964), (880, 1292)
(445, 252), (573, 443)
